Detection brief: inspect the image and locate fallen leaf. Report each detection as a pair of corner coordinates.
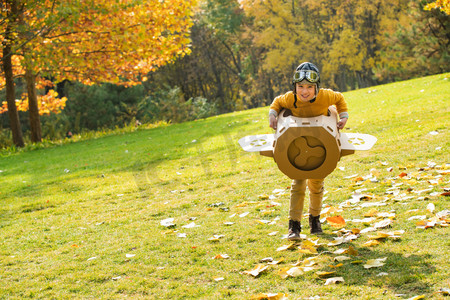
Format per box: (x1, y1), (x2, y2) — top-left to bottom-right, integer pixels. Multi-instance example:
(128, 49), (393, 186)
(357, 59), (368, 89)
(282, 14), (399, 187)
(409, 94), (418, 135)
(182, 222), (199, 229)
(268, 258), (285, 265)
(250, 293), (288, 300)
(286, 267), (305, 277)
(125, 254), (135, 258)
(327, 215), (346, 228)
(316, 271), (336, 277)
(243, 264), (269, 277)
(160, 218), (175, 228)
(324, 277), (345, 285)
(208, 234), (225, 242)
(328, 237), (345, 246)
(213, 254), (230, 259)
(347, 246), (359, 256)
(276, 243), (297, 251)
(213, 277), (224, 282)
(362, 240), (380, 247)
(406, 295), (425, 300)
(426, 203), (435, 213)
(364, 257), (387, 269)
(374, 219), (393, 229)
(334, 256), (351, 262)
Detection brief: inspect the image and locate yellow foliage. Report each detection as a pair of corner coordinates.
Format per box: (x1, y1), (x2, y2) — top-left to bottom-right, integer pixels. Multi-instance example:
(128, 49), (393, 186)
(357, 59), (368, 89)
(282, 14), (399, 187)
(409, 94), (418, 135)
(424, 0), (450, 15)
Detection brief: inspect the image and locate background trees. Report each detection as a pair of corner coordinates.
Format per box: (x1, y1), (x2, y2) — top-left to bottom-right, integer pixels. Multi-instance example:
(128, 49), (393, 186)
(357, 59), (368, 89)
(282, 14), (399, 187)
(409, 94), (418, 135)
(1, 0), (448, 148)
(1, 0), (197, 146)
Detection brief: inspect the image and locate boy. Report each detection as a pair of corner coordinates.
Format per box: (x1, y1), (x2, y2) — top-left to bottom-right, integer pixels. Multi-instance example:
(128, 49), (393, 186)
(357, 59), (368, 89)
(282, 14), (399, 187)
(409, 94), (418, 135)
(268, 62), (348, 240)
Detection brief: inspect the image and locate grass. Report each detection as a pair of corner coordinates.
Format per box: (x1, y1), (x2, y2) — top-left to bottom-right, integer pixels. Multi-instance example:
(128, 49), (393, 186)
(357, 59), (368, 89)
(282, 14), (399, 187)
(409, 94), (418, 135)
(0, 73), (449, 299)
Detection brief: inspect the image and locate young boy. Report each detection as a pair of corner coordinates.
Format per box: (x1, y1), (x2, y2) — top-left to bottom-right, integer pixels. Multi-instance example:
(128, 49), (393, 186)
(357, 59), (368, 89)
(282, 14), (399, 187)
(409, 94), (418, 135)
(268, 62), (349, 240)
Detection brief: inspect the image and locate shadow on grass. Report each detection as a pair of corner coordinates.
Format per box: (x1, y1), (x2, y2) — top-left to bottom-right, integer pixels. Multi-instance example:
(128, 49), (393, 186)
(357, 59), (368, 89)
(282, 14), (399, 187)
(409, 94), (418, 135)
(315, 240), (437, 297)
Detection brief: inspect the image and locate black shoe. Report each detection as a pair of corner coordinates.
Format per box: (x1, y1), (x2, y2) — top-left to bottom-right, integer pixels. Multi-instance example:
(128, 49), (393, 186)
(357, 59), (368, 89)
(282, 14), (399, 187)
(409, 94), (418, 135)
(309, 215), (323, 235)
(288, 220), (302, 241)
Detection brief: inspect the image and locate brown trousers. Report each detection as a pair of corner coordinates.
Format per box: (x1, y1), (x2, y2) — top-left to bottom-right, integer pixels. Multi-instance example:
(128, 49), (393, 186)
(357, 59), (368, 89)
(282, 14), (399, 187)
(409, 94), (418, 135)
(290, 179), (324, 221)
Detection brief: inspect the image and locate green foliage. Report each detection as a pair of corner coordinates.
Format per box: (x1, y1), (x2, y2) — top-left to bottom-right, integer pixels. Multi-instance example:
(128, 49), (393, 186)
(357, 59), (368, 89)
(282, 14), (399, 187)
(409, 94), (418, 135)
(144, 86), (217, 123)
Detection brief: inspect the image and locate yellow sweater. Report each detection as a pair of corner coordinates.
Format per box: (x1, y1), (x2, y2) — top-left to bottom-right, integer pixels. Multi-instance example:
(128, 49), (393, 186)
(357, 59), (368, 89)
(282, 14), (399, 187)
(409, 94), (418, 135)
(269, 89), (348, 119)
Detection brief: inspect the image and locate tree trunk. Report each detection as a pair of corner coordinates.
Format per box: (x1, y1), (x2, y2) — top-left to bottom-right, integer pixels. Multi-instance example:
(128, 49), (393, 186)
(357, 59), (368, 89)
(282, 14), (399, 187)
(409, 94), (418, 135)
(25, 67), (42, 143)
(2, 38), (25, 147)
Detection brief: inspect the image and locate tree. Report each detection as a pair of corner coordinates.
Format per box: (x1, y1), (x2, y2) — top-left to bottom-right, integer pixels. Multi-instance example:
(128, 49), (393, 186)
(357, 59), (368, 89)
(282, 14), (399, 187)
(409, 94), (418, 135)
(425, 0), (450, 15)
(0, 0), (197, 146)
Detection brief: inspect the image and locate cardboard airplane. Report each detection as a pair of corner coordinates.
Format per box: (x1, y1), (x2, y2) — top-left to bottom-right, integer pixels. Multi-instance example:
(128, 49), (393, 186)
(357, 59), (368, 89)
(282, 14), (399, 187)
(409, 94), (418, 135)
(238, 108), (377, 179)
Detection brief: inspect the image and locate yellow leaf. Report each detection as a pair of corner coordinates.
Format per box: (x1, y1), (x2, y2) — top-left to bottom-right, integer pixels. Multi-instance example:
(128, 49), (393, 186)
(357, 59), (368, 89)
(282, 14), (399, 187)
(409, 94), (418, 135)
(406, 296), (425, 300)
(328, 263), (344, 268)
(276, 243), (297, 251)
(243, 264), (269, 277)
(250, 293), (289, 300)
(316, 271), (336, 277)
(364, 208), (379, 217)
(364, 257), (387, 269)
(362, 240), (380, 247)
(334, 256), (351, 262)
(286, 267), (305, 277)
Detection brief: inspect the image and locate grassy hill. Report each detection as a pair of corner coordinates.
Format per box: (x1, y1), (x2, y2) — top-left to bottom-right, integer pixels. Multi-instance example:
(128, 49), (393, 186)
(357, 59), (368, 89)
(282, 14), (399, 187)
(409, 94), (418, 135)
(0, 73), (449, 299)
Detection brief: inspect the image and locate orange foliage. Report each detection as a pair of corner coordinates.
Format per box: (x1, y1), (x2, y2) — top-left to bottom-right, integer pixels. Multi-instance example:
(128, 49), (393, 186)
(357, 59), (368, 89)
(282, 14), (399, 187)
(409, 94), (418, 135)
(1, 0), (197, 114)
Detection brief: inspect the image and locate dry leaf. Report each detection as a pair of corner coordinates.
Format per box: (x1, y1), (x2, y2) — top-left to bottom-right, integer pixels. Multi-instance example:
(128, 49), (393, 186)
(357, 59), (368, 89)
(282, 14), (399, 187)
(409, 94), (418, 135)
(328, 237), (345, 246)
(208, 234), (225, 242)
(160, 218), (175, 227)
(426, 203), (435, 213)
(250, 293), (288, 300)
(286, 267), (305, 277)
(268, 258), (285, 265)
(374, 219), (393, 229)
(406, 295), (425, 300)
(213, 277), (224, 282)
(213, 254), (230, 259)
(327, 215), (346, 228)
(348, 245), (359, 256)
(362, 240), (380, 247)
(324, 277), (345, 285)
(276, 243), (297, 251)
(243, 264), (269, 277)
(316, 271), (336, 277)
(334, 256), (351, 262)
(182, 222), (199, 229)
(364, 257), (387, 269)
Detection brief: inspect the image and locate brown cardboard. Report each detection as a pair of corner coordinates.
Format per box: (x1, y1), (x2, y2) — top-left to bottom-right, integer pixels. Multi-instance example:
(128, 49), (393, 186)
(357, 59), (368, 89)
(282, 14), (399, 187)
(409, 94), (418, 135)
(238, 107), (377, 180)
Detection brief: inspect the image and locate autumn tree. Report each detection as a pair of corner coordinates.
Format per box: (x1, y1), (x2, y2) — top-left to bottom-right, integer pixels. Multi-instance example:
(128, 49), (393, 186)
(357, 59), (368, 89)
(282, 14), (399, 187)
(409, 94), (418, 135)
(0, 0), (197, 146)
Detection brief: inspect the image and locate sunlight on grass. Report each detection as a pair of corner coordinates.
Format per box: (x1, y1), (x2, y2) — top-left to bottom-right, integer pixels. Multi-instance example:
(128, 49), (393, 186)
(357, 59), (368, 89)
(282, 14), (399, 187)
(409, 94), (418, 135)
(0, 74), (449, 299)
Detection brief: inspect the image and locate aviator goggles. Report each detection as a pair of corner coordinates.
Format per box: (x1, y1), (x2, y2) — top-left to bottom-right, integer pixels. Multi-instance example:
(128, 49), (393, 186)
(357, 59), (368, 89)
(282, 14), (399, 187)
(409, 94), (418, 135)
(293, 70), (319, 83)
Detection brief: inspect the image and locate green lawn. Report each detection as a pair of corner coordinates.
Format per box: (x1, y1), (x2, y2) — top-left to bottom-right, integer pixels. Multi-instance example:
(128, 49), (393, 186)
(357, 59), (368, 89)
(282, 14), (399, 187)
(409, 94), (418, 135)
(0, 73), (449, 299)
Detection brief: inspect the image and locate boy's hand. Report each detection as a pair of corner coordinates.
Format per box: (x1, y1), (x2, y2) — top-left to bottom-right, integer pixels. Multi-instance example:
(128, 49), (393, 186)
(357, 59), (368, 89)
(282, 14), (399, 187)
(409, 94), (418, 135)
(269, 114), (277, 130)
(337, 117), (348, 130)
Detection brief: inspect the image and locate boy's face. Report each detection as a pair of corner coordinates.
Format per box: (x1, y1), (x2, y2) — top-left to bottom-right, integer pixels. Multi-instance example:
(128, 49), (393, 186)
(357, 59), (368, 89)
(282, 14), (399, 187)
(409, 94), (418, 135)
(295, 82), (316, 102)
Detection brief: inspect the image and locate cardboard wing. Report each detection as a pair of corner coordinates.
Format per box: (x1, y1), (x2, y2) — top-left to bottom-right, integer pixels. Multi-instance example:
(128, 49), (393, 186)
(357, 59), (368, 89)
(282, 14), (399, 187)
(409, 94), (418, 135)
(238, 109), (377, 179)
